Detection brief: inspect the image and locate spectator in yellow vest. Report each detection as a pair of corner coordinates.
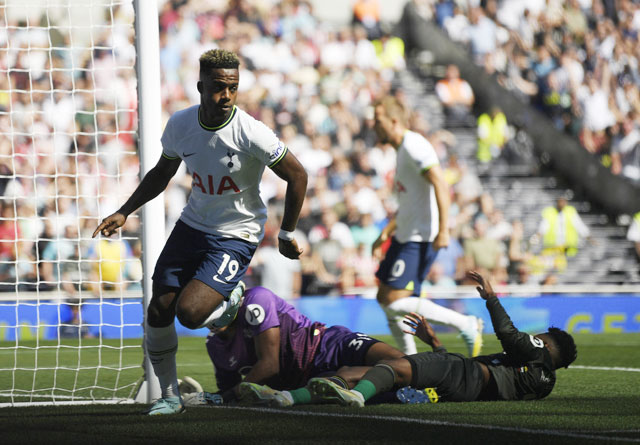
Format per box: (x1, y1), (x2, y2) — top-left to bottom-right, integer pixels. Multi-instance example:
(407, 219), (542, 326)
(372, 31), (405, 71)
(477, 107), (508, 162)
(88, 238), (133, 293)
(537, 197), (591, 259)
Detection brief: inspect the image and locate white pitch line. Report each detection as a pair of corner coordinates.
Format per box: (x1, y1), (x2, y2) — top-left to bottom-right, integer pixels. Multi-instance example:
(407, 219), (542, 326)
(215, 406), (640, 443)
(571, 365), (640, 372)
(177, 362), (640, 372)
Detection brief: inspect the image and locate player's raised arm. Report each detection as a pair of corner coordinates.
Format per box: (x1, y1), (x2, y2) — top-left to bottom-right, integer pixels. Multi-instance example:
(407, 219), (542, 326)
(93, 155), (181, 238)
(467, 270), (545, 362)
(270, 150), (308, 259)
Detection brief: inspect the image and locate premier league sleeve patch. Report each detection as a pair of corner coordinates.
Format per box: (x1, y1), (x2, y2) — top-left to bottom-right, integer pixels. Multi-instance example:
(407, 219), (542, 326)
(268, 141), (287, 167)
(245, 303), (266, 325)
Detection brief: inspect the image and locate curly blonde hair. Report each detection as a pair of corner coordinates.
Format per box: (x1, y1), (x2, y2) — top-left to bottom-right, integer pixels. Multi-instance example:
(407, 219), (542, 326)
(199, 49), (240, 72)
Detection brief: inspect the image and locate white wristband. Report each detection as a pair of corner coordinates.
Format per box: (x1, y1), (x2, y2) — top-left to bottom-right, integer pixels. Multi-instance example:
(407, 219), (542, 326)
(278, 229), (295, 241)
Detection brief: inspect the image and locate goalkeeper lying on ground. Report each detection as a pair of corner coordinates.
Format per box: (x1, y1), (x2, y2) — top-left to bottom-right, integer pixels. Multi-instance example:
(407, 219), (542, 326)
(181, 286), (404, 407)
(241, 271), (577, 407)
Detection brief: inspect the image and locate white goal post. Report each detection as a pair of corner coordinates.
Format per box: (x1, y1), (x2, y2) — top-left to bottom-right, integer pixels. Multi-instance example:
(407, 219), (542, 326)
(0, 0), (162, 406)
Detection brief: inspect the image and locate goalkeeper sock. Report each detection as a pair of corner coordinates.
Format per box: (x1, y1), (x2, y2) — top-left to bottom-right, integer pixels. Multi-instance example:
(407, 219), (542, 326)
(146, 322), (180, 399)
(387, 297), (469, 332)
(353, 364), (396, 402)
(287, 388), (311, 405)
(383, 305), (417, 355)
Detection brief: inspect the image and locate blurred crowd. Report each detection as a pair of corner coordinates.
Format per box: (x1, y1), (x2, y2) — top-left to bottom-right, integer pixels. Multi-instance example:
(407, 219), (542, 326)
(419, 0), (640, 183)
(0, 3), (141, 294)
(0, 0), (633, 299)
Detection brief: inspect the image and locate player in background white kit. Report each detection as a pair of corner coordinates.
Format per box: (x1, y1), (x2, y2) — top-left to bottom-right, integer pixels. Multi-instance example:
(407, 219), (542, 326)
(93, 50), (308, 415)
(371, 96), (483, 357)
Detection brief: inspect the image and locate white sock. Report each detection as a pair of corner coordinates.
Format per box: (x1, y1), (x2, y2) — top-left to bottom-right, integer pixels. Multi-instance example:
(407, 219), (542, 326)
(146, 322), (180, 399)
(387, 297), (470, 332)
(382, 305), (418, 355)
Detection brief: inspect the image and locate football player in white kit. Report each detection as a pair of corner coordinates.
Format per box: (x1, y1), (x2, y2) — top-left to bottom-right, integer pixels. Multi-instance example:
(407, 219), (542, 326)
(93, 49), (308, 414)
(370, 96), (483, 357)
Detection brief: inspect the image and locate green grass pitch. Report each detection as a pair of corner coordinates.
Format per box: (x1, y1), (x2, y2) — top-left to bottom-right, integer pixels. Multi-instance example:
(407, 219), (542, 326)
(1, 333), (639, 444)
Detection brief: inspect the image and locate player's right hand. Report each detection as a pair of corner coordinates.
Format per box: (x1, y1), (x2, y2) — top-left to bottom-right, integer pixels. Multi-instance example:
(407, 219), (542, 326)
(432, 231), (450, 250)
(402, 312), (441, 348)
(278, 238), (303, 259)
(467, 270), (495, 300)
(93, 212), (126, 238)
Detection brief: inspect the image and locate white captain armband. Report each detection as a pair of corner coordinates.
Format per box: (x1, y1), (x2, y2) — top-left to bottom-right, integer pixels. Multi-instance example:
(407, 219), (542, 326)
(278, 229), (295, 241)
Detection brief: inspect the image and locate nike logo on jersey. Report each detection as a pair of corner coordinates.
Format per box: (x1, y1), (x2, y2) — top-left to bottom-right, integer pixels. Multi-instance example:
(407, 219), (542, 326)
(212, 275), (226, 283)
(183, 152), (196, 157)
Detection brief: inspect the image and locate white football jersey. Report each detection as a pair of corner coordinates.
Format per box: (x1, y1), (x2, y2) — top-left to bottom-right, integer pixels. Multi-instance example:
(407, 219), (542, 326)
(161, 105), (288, 244)
(393, 130), (440, 243)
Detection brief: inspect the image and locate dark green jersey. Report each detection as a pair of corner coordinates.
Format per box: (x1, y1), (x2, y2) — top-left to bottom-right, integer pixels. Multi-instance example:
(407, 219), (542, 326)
(473, 297), (556, 401)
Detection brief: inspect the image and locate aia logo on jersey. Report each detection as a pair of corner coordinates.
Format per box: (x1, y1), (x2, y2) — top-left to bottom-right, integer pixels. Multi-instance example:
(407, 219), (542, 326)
(192, 172), (239, 195)
(396, 180), (407, 193)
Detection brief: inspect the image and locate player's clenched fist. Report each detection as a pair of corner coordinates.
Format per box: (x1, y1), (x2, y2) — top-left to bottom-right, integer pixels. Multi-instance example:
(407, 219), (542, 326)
(278, 238), (303, 259)
(93, 212), (126, 238)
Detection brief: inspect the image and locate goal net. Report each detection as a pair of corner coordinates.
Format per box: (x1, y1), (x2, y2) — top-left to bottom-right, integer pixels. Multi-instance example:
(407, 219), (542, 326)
(0, 0), (145, 406)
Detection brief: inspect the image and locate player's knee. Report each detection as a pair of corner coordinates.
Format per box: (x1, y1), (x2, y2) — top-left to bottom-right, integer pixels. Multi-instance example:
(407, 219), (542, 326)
(378, 358), (411, 386)
(175, 302), (204, 330)
(147, 301), (174, 327)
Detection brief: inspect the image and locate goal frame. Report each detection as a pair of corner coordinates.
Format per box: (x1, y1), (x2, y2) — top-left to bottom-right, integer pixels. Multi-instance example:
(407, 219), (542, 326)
(132, 0), (163, 404)
(0, 0), (163, 407)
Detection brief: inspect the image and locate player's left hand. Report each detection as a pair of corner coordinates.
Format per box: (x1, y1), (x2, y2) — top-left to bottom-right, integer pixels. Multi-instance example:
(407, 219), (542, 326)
(402, 312), (441, 348)
(432, 231), (450, 250)
(467, 270), (495, 300)
(278, 238), (303, 259)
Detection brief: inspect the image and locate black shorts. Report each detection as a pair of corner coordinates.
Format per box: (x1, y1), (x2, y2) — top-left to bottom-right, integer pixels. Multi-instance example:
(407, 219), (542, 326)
(405, 351), (485, 402)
